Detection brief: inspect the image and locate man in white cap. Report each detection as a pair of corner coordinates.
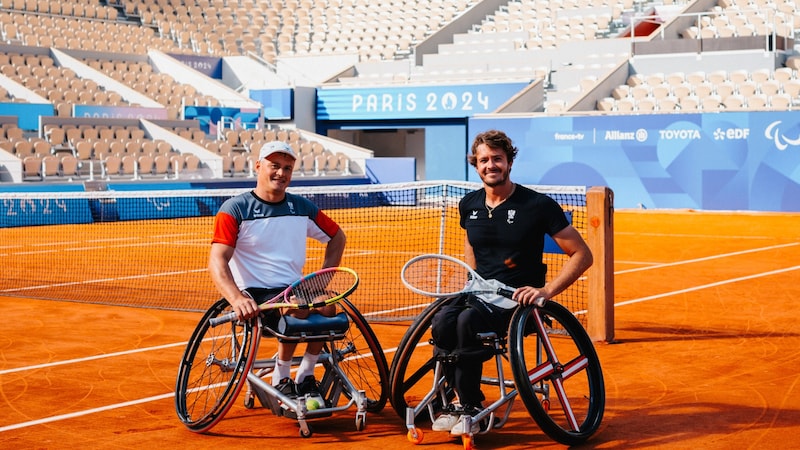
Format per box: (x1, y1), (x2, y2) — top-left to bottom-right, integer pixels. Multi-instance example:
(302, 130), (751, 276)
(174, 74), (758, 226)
(208, 140), (347, 406)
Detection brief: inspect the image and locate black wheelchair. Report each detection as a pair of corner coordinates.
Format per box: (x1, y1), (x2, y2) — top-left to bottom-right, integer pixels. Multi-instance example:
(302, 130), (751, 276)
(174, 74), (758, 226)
(175, 297), (390, 438)
(389, 296), (605, 448)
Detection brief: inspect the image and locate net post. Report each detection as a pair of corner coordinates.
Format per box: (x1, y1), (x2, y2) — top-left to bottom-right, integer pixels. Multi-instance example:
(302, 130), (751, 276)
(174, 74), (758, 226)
(586, 186), (615, 343)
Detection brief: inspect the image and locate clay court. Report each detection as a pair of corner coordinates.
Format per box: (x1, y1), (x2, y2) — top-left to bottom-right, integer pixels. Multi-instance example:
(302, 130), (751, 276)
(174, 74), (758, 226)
(1, 209), (799, 449)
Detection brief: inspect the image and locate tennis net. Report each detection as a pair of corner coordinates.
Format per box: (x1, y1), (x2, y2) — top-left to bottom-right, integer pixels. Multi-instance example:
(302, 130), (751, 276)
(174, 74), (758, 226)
(0, 181), (613, 339)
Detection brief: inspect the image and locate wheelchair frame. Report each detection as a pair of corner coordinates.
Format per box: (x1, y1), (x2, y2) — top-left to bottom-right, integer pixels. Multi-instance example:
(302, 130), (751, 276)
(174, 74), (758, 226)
(389, 297), (605, 448)
(175, 297), (390, 438)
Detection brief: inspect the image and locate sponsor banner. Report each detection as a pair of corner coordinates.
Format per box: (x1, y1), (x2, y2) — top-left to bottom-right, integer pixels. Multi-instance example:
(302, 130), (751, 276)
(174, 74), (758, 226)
(250, 88), (293, 120)
(0, 198), (92, 227)
(183, 106), (261, 135)
(469, 111), (800, 211)
(168, 53), (223, 78)
(317, 82), (530, 120)
(74, 105), (168, 120)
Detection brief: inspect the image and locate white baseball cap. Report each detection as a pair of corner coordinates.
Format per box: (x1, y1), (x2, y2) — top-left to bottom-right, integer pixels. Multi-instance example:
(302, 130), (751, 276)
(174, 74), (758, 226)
(259, 141), (297, 160)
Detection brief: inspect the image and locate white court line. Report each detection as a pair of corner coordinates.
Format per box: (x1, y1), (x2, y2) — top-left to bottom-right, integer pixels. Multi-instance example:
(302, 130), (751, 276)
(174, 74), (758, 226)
(1, 268), (206, 293)
(614, 231), (774, 240)
(616, 264), (800, 307)
(615, 242), (798, 275)
(0, 342), (187, 375)
(3, 257), (799, 432)
(0, 393), (174, 432)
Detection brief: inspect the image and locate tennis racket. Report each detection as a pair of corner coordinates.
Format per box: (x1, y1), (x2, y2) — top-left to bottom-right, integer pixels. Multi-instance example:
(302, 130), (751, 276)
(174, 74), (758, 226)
(210, 266), (359, 327)
(401, 253), (517, 301)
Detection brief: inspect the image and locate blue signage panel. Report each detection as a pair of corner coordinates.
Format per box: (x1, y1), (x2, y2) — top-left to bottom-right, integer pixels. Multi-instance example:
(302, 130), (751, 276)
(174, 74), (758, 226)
(184, 106), (261, 135)
(469, 111), (800, 212)
(0, 103), (53, 130)
(74, 105), (168, 120)
(250, 88), (293, 120)
(317, 82), (530, 120)
(115, 197), (201, 221)
(168, 53), (224, 78)
(0, 198), (92, 227)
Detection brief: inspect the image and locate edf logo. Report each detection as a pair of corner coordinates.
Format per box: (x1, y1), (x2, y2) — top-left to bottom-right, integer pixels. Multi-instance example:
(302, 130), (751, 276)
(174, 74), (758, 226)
(713, 127), (750, 140)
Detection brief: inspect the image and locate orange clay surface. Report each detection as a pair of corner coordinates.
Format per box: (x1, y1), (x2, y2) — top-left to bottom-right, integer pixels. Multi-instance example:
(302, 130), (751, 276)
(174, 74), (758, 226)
(1, 209), (799, 449)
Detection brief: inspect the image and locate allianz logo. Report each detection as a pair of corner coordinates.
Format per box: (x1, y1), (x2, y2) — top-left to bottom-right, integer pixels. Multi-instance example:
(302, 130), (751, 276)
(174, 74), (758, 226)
(604, 128), (648, 142)
(765, 121), (800, 151)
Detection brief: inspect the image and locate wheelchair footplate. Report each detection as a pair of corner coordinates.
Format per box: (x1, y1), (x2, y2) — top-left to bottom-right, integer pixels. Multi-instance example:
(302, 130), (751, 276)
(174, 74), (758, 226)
(246, 312), (369, 437)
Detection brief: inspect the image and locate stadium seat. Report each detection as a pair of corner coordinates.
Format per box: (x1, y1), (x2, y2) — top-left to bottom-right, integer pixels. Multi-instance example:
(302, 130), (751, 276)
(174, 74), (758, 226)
(759, 79), (781, 96)
(60, 154), (79, 178)
(715, 80), (736, 98)
(747, 94), (768, 110)
(769, 93), (792, 110)
(42, 155), (59, 178)
(22, 156), (42, 180)
(722, 94), (745, 110)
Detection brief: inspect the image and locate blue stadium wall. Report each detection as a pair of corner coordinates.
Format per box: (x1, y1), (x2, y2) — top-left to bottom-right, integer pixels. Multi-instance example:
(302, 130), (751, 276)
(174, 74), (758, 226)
(469, 111), (800, 212)
(315, 82), (799, 212)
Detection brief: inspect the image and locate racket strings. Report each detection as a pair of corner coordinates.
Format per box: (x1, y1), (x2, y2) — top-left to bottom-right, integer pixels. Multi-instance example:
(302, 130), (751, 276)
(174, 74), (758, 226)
(292, 270), (356, 304)
(403, 259), (471, 295)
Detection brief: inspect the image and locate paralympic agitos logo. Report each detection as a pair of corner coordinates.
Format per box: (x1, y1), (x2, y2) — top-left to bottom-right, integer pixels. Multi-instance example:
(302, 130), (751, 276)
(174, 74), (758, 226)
(765, 121), (800, 151)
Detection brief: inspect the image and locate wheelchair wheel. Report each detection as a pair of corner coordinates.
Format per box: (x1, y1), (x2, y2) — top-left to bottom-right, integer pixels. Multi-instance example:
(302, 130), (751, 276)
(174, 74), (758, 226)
(175, 298), (259, 432)
(509, 302), (605, 446)
(326, 298), (390, 412)
(388, 297), (455, 420)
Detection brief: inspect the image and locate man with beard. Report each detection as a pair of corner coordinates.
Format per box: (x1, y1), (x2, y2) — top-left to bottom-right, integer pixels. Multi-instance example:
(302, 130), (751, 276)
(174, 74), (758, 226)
(430, 129), (593, 436)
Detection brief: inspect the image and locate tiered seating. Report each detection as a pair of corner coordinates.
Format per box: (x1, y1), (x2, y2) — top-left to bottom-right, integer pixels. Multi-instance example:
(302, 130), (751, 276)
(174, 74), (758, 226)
(85, 57), (219, 115)
(200, 126), (350, 178)
(681, 0), (798, 39)
(597, 65), (800, 113)
(0, 11), (174, 55)
(0, 52), (131, 117)
(128, 0), (476, 63)
(35, 124), (197, 180)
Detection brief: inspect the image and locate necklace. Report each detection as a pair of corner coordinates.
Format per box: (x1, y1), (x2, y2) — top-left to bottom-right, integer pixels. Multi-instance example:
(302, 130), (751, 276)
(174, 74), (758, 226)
(486, 203), (499, 218)
(485, 185), (515, 218)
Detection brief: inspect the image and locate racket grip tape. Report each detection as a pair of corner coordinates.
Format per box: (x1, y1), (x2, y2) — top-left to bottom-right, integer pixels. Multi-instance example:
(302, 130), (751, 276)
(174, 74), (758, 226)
(497, 287), (515, 298)
(209, 311), (237, 327)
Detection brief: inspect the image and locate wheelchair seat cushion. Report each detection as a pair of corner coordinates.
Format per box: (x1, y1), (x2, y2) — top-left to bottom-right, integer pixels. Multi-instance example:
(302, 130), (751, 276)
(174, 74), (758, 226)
(277, 312), (350, 337)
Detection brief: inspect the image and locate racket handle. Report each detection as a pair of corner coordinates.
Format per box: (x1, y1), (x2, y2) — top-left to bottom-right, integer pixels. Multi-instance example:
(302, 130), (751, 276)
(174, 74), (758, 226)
(497, 287), (515, 298)
(295, 300), (333, 310)
(209, 311), (237, 327)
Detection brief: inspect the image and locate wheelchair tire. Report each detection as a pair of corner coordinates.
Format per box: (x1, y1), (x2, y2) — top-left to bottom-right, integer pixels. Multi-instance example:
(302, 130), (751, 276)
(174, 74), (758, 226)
(388, 297), (456, 420)
(174, 298), (259, 433)
(509, 302), (605, 446)
(327, 298), (390, 413)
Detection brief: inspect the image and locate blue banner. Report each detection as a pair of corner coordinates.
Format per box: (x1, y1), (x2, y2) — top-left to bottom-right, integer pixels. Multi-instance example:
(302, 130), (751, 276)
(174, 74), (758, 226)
(250, 88), (293, 120)
(168, 53), (223, 78)
(469, 111), (800, 211)
(74, 105), (168, 120)
(317, 82), (530, 120)
(115, 197), (201, 221)
(0, 103), (52, 130)
(184, 106), (261, 135)
(0, 198), (92, 227)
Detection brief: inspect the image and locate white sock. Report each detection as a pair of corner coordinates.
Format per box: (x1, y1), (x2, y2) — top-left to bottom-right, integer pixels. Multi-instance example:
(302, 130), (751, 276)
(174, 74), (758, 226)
(295, 352), (320, 382)
(272, 358), (292, 386)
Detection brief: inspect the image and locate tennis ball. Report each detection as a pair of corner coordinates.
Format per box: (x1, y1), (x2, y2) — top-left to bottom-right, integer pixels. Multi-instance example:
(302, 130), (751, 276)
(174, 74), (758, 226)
(306, 398), (320, 410)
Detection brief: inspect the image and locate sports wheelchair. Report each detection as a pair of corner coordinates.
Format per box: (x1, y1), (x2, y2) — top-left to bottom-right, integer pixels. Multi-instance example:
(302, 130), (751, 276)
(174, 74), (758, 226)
(389, 296), (605, 448)
(175, 297), (390, 438)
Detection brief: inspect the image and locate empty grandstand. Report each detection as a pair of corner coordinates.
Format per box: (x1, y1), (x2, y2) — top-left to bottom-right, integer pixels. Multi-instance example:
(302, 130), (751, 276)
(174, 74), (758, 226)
(0, 0), (798, 211)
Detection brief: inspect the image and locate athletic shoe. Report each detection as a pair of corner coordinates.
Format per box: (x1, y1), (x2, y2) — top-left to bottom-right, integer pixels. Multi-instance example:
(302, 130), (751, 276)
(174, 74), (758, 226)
(432, 403), (461, 431)
(432, 413), (460, 431)
(449, 404), (489, 436)
(275, 377), (298, 398)
(297, 375), (325, 405)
